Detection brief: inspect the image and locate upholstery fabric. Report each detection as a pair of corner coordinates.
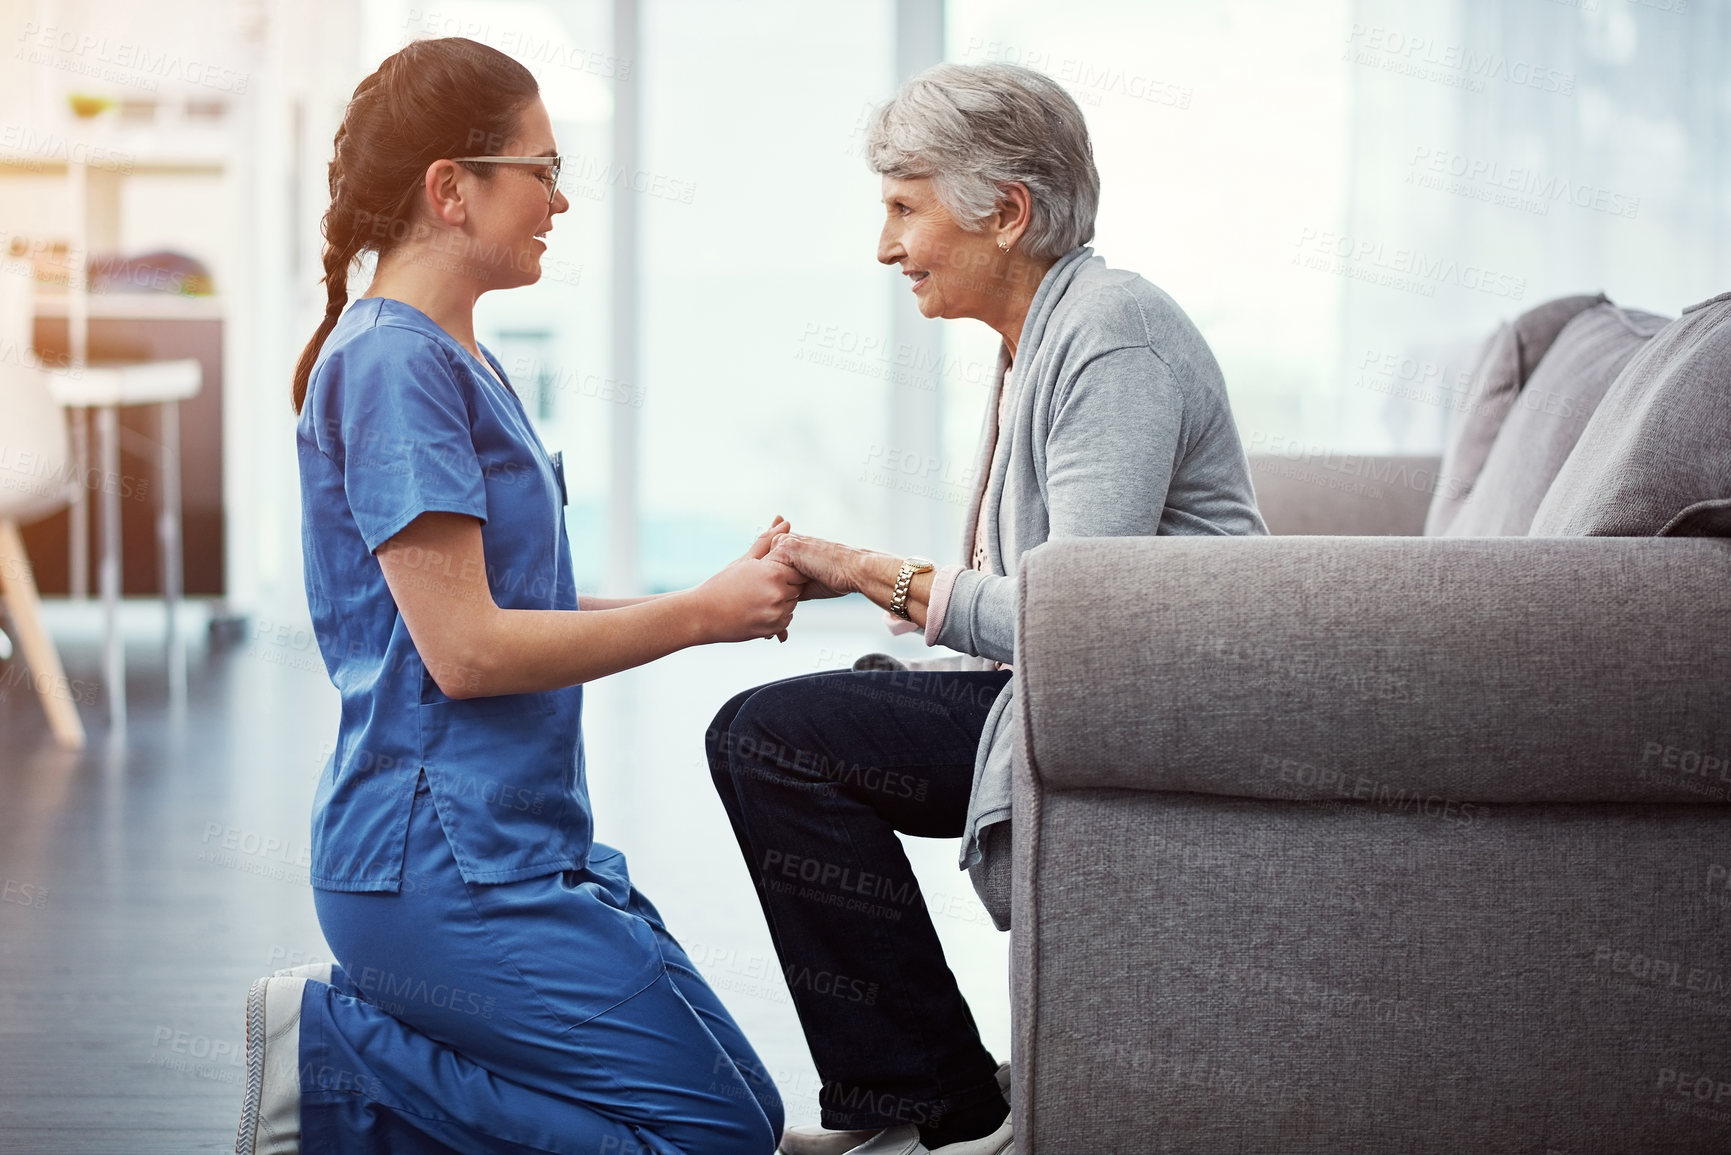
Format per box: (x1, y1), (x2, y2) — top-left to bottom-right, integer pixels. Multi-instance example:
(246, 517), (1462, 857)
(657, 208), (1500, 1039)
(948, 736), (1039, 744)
(1531, 290), (1731, 537)
(1248, 453), (1437, 536)
(1014, 784), (1731, 1153)
(1015, 535), (1731, 803)
(1011, 452), (1731, 1152)
(1424, 293), (1606, 535)
(1446, 303), (1669, 537)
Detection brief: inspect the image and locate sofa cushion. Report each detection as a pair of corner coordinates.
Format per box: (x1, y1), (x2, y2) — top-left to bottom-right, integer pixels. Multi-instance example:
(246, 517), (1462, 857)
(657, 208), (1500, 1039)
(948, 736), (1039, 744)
(1444, 303), (1669, 537)
(1531, 290), (1731, 537)
(1424, 293), (1606, 536)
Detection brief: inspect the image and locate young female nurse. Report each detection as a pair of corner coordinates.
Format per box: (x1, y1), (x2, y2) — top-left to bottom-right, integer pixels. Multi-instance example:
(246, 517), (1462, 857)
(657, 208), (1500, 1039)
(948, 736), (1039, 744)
(235, 37), (799, 1155)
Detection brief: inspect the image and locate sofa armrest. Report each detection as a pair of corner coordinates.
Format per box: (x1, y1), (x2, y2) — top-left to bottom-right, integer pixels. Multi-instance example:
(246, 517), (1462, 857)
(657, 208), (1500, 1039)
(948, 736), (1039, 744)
(1017, 535), (1731, 805)
(1248, 452), (1440, 536)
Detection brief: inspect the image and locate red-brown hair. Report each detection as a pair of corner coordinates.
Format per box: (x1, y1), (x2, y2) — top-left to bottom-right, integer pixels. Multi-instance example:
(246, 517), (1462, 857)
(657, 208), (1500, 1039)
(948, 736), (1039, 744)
(291, 37), (539, 414)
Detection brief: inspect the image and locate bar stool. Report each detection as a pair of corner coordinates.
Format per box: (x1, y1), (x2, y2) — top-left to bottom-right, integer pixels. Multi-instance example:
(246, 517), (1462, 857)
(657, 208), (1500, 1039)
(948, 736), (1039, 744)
(49, 357), (202, 735)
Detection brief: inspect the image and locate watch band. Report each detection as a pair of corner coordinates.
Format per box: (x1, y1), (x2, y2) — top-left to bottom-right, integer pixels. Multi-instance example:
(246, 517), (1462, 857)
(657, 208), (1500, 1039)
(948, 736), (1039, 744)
(889, 556), (935, 620)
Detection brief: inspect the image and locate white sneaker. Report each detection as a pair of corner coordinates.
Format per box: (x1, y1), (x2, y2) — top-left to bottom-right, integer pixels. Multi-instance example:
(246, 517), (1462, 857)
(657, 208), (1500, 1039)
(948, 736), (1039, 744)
(272, 962), (335, 984)
(840, 1116), (1013, 1155)
(778, 1064), (1010, 1155)
(234, 976), (305, 1155)
(778, 1126), (882, 1155)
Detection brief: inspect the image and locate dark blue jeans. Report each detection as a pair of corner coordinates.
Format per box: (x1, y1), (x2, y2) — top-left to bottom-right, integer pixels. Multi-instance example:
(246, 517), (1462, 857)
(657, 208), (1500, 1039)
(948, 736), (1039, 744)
(705, 668), (1015, 1133)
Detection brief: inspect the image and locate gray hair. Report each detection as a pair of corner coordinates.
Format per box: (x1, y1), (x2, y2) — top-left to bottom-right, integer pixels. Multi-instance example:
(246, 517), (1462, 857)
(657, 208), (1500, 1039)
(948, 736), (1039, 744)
(865, 62), (1100, 261)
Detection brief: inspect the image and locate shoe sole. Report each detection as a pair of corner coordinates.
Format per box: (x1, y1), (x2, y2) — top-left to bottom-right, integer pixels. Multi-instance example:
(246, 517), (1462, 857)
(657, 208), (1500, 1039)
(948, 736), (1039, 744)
(776, 1140), (877, 1155)
(779, 1064), (1012, 1155)
(235, 977), (268, 1155)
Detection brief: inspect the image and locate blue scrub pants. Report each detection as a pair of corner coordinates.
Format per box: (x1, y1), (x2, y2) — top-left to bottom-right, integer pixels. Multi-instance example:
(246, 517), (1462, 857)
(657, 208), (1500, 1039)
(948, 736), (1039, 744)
(299, 773), (783, 1154)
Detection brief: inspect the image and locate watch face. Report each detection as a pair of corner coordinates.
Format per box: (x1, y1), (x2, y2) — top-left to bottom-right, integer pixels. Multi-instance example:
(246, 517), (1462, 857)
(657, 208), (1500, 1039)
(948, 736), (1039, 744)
(906, 556), (936, 570)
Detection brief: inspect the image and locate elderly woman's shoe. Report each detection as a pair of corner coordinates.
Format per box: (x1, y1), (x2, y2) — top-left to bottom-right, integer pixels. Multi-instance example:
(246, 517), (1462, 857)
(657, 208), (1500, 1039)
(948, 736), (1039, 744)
(780, 1064), (1010, 1155)
(779, 1124), (883, 1155)
(835, 1118), (1012, 1155)
(235, 976), (305, 1155)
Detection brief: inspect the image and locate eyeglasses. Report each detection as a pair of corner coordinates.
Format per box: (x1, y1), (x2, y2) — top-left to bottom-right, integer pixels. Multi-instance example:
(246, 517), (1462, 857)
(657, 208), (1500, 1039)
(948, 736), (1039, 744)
(451, 154), (563, 205)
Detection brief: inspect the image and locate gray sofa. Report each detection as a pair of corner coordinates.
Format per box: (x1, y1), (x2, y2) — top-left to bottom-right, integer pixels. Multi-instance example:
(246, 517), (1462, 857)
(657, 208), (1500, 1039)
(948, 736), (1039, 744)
(1009, 291), (1731, 1152)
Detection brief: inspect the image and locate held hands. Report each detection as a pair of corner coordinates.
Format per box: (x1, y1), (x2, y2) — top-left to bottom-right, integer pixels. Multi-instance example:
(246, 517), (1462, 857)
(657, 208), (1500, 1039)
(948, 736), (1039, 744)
(692, 519), (881, 644)
(692, 516), (805, 643)
(742, 516), (793, 564)
(764, 533), (857, 601)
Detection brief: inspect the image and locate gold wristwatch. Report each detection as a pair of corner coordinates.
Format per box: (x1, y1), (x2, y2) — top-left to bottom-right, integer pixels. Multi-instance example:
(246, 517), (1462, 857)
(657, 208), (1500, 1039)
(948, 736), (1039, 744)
(889, 556), (936, 620)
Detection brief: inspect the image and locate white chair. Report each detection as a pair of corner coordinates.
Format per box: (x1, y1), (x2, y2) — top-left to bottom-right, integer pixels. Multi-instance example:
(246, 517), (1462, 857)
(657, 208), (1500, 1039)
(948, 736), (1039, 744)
(0, 360), (88, 750)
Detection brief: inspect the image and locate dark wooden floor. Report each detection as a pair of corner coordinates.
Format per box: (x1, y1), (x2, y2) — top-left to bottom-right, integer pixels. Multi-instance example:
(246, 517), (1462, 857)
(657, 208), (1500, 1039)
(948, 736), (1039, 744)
(0, 600), (1010, 1151)
(0, 614), (336, 1153)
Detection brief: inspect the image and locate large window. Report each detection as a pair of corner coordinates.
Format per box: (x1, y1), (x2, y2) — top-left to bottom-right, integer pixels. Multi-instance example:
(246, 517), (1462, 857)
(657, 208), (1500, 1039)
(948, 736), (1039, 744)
(950, 0), (1731, 461)
(637, 0), (897, 591)
(362, 0), (619, 591)
(948, 0), (1354, 464)
(1333, 0), (1731, 451)
(344, 0), (1731, 594)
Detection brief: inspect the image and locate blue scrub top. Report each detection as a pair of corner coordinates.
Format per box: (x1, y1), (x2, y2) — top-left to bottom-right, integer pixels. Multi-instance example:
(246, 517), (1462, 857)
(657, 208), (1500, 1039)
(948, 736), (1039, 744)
(296, 296), (589, 892)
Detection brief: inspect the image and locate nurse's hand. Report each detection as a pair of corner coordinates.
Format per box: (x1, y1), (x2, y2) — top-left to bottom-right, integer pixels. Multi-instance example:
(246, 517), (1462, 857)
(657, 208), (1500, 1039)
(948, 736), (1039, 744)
(692, 556), (804, 643)
(741, 515), (792, 562)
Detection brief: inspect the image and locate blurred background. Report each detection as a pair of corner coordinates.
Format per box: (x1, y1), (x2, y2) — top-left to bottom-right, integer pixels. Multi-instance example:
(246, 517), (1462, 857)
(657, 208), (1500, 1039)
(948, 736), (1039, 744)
(0, 0), (1726, 1148)
(5, 0), (1723, 607)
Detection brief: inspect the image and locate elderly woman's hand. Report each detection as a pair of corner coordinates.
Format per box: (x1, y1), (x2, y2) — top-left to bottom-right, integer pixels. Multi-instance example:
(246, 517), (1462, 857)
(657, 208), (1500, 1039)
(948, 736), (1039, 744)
(765, 533), (859, 601)
(769, 533), (937, 626)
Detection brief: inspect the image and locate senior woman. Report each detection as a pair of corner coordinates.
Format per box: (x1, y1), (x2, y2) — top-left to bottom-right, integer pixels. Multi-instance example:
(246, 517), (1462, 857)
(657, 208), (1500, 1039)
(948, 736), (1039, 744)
(706, 62), (1266, 1155)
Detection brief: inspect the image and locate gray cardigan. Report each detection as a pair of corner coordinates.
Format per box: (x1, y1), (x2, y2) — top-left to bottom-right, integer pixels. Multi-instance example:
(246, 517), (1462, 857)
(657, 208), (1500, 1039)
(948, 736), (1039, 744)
(935, 245), (1266, 927)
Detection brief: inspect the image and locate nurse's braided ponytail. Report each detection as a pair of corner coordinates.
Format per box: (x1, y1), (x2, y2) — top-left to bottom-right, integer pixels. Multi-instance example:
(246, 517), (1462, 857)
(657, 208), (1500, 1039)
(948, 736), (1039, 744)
(291, 38), (538, 414)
